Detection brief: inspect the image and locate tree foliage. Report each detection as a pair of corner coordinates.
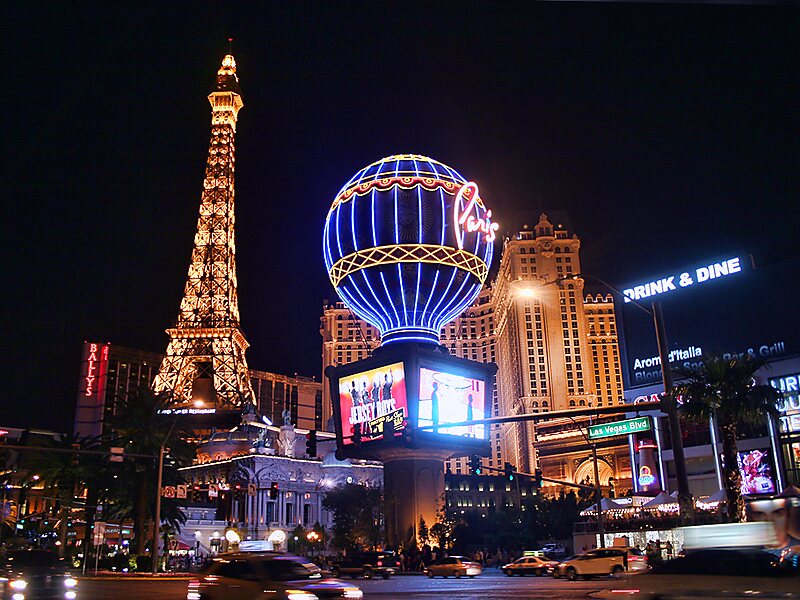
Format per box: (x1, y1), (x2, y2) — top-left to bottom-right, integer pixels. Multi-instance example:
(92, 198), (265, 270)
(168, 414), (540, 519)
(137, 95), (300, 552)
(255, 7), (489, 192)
(674, 355), (781, 522)
(447, 490), (591, 555)
(322, 484), (383, 551)
(106, 387), (194, 554)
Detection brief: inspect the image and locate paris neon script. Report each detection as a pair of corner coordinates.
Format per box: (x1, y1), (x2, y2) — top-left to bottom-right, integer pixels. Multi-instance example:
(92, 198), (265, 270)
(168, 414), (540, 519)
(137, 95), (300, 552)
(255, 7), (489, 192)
(453, 182), (500, 250)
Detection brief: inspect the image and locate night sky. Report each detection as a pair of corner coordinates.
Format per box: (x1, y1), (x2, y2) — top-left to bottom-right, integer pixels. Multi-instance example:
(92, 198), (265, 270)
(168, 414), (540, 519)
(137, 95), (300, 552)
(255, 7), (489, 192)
(4, 2), (798, 431)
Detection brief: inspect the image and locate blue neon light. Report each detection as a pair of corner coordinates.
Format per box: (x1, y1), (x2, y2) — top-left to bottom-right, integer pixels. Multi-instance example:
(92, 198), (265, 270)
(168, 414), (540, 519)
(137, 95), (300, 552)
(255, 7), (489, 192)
(323, 154), (497, 345)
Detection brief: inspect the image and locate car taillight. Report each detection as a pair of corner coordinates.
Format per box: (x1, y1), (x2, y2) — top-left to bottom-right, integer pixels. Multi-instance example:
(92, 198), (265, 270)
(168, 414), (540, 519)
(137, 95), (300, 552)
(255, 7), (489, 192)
(377, 560), (383, 566)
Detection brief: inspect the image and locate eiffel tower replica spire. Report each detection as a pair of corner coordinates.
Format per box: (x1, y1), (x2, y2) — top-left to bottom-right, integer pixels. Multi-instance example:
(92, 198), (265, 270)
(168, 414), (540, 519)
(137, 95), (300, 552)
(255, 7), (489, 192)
(153, 53), (255, 410)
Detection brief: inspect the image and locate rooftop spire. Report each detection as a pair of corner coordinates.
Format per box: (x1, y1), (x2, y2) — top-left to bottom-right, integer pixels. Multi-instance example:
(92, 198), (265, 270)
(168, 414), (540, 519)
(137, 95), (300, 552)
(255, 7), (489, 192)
(215, 48), (241, 95)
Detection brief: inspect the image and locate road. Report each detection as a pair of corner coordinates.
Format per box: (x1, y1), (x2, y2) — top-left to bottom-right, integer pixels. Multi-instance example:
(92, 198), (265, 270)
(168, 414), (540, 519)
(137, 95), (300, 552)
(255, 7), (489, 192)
(77, 570), (619, 600)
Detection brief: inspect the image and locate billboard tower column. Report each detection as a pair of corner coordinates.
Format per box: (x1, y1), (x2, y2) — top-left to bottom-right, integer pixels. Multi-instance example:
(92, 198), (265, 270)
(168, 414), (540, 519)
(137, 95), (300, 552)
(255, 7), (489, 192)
(381, 448), (453, 548)
(323, 155), (501, 553)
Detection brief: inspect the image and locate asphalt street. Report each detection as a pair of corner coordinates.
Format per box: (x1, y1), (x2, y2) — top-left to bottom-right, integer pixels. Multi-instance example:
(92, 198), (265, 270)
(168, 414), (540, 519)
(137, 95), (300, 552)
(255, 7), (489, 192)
(77, 570), (619, 600)
(75, 571), (800, 599)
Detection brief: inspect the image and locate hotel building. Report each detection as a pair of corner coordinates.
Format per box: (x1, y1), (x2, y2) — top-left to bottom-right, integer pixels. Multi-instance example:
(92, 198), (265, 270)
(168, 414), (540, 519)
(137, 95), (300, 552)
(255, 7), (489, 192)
(320, 214), (632, 491)
(74, 342), (322, 437)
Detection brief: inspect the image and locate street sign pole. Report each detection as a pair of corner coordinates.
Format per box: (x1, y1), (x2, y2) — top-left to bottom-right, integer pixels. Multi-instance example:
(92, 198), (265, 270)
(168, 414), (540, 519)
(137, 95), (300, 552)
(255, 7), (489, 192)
(152, 444), (166, 574)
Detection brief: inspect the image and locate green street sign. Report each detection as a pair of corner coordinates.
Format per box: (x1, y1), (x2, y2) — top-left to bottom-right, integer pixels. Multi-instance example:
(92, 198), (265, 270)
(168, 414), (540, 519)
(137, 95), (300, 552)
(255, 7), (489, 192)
(587, 416), (651, 440)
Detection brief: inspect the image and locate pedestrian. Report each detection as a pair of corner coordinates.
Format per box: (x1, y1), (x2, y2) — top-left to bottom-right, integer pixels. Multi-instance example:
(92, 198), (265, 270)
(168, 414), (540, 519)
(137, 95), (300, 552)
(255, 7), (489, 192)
(665, 540), (673, 559)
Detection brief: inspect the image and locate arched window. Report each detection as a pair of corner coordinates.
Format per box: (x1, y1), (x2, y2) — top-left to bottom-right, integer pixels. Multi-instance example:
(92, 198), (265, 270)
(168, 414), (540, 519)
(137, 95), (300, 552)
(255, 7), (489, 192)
(520, 248), (527, 254)
(569, 400), (576, 407)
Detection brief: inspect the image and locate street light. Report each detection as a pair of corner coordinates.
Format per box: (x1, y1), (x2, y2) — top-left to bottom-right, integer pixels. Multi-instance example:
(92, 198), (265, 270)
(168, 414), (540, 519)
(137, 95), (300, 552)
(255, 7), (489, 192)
(510, 273), (693, 522)
(568, 273), (693, 522)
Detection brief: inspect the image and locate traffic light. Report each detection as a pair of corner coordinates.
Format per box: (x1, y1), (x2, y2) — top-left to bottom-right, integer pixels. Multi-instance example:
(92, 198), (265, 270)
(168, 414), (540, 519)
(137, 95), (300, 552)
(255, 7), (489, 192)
(306, 430), (317, 457)
(504, 462), (514, 481)
(269, 481), (279, 500)
(401, 425), (415, 447)
(469, 455), (482, 475)
(533, 468), (543, 489)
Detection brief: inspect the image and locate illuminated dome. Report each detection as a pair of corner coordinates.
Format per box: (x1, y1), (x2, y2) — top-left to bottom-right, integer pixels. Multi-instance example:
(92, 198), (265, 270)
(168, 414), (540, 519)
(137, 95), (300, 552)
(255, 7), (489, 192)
(323, 154), (499, 345)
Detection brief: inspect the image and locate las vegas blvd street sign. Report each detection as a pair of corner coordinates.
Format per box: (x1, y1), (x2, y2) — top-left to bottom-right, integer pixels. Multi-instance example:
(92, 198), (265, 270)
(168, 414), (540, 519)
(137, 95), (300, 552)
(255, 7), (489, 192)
(588, 416), (651, 440)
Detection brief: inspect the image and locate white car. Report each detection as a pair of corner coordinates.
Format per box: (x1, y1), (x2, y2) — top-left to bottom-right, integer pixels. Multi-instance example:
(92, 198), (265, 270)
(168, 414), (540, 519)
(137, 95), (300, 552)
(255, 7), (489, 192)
(557, 547), (646, 580)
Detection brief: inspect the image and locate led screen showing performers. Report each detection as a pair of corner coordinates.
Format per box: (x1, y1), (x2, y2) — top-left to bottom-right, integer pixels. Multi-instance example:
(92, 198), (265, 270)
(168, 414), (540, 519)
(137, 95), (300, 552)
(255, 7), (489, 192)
(338, 362), (407, 445)
(418, 367), (485, 438)
(737, 448), (776, 495)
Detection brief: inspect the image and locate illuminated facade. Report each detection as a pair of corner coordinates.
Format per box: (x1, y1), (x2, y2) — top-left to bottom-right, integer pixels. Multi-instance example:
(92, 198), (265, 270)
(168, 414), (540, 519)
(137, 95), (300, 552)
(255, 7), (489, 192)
(74, 342), (322, 436)
(319, 300), (380, 429)
(492, 215), (625, 475)
(152, 54), (255, 410)
(321, 214), (630, 489)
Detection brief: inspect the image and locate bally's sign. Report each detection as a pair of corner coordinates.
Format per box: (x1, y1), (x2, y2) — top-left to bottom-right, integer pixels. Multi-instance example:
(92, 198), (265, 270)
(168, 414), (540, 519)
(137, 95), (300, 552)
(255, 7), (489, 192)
(622, 256), (747, 303)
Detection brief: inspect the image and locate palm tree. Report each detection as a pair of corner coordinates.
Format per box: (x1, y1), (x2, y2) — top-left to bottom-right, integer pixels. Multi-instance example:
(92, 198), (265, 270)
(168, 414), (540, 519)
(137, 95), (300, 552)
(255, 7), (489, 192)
(673, 355), (781, 522)
(23, 434), (100, 556)
(106, 387), (193, 556)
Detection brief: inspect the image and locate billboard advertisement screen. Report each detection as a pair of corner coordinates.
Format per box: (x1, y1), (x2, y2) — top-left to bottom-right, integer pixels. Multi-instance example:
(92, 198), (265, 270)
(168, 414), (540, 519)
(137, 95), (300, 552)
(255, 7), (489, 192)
(737, 449), (776, 496)
(418, 367), (485, 439)
(338, 362), (407, 445)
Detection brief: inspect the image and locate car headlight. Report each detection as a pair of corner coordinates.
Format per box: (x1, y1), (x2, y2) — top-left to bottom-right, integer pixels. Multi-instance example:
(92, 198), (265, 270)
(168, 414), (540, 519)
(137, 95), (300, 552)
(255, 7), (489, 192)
(65, 577), (78, 588)
(286, 591), (317, 600)
(65, 591), (78, 600)
(343, 588), (363, 599)
(10, 579), (27, 589)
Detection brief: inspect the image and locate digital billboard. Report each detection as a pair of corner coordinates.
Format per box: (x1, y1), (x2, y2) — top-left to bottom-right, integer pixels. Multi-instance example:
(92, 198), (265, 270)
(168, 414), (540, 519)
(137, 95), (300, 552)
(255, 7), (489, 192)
(337, 361), (407, 445)
(737, 449), (776, 496)
(618, 255), (799, 389)
(417, 367), (486, 439)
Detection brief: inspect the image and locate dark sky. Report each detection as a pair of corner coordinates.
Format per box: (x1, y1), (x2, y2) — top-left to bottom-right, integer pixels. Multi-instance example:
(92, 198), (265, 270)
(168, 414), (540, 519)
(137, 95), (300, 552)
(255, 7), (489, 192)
(3, 2), (798, 431)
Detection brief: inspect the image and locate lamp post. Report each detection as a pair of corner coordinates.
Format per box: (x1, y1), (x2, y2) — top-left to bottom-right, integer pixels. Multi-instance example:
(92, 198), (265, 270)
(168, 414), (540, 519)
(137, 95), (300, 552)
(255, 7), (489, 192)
(570, 274), (694, 522)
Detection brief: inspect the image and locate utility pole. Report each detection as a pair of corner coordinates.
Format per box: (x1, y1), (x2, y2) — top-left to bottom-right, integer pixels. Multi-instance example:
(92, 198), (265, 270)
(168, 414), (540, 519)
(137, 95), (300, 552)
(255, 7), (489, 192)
(590, 442), (605, 547)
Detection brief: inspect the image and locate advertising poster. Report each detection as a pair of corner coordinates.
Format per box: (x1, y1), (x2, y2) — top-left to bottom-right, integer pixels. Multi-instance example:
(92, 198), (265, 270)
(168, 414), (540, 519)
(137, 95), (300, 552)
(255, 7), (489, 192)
(737, 449), (776, 495)
(338, 362), (407, 445)
(747, 497), (800, 549)
(418, 367), (485, 438)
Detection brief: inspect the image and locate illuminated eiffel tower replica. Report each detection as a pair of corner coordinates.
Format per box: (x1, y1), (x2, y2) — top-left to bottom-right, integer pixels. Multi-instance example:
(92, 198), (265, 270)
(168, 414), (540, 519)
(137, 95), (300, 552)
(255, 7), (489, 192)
(153, 53), (256, 414)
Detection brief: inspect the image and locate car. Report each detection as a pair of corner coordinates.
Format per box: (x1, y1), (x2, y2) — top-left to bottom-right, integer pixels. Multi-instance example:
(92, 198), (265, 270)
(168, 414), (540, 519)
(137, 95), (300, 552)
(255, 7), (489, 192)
(540, 543), (567, 557)
(186, 552), (363, 600)
(501, 555), (558, 576)
(556, 547), (645, 580)
(424, 556), (482, 578)
(651, 548), (782, 577)
(0, 550), (79, 600)
(329, 551), (398, 579)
